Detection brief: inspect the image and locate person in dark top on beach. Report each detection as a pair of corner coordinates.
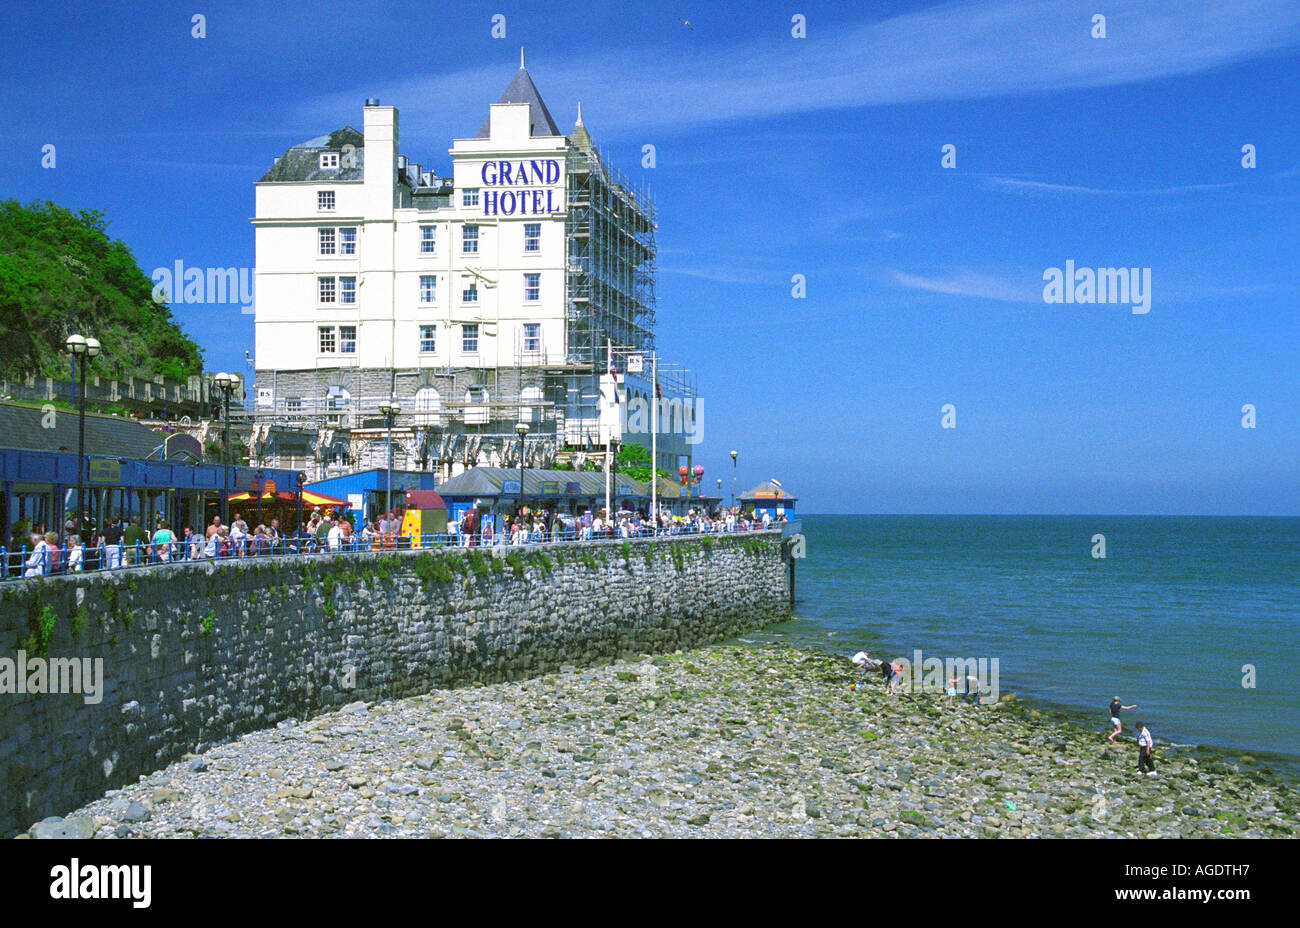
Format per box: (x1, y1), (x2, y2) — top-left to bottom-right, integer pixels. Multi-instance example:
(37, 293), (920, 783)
(1108, 697), (1138, 743)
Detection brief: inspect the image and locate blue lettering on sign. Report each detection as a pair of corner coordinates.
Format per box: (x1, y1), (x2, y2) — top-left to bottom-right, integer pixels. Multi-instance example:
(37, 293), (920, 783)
(476, 160), (563, 215)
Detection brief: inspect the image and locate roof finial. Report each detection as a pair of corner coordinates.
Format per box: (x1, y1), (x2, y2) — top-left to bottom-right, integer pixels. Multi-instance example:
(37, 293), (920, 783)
(520, 46), (525, 69)
(576, 101), (583, 125)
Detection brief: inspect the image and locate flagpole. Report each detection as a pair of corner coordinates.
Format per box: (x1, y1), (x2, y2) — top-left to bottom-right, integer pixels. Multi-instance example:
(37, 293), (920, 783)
(605, 339), (612, 524)
(651, 352), (657, 529)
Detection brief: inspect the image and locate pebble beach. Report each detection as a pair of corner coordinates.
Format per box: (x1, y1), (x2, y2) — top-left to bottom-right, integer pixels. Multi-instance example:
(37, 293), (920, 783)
(33, 644), (1298, 839)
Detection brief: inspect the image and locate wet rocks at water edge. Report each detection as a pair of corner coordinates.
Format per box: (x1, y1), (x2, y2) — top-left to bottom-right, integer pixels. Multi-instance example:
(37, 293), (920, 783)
(49, 646), (1298, 839)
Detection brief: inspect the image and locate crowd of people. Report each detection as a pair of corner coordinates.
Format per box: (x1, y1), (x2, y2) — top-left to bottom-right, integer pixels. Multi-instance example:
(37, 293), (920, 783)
(3, 503), (788, 578)
(453, 504), (788, 546)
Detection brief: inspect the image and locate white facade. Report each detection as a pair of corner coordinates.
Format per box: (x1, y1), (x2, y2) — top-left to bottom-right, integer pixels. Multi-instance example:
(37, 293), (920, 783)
(250, 65), (694, 479)
(253, 101), (570, 389)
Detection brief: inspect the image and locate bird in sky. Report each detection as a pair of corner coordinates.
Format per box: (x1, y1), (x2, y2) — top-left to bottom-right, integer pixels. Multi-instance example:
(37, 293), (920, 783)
(679, 18), (694, 30)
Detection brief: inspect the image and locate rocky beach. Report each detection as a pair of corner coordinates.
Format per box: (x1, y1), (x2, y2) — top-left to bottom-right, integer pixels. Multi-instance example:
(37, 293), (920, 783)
(29, 644), (1298, 839)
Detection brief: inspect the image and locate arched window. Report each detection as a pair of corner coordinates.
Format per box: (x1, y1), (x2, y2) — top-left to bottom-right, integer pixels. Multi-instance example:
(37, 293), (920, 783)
(414, 386), (442, 426)
(325, 386), (351, 410)
(518, 385), (543, 423)
(464, 387), (490, 425)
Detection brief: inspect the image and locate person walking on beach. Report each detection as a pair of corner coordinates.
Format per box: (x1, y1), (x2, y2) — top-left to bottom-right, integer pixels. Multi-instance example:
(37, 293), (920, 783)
(963, 674), (982, 707)
(1136, 722), (1156, 775)
(947, 675), (960, 708)
(1108, 696), (1138, 743)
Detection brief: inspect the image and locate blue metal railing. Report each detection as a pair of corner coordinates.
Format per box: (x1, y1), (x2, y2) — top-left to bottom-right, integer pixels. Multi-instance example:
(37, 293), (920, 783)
(0, 520), (788, 581)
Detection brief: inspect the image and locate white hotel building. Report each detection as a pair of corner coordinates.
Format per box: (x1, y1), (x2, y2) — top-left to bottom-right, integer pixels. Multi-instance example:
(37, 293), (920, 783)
(251, 62), (696, 478)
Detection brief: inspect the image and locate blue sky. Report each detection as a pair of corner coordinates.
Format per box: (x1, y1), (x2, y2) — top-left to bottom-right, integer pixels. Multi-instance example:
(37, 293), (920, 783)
(2, 0), (1297, 514)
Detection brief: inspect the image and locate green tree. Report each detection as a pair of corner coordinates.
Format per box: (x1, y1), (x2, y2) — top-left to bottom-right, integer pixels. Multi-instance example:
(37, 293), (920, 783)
(614, 442), (672, 483)
(0, 199), (204, 381)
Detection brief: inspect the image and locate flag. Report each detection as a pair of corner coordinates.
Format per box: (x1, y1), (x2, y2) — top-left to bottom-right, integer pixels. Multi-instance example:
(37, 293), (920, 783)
(654, 367), (661, 400)
(608, 360), (620, 403)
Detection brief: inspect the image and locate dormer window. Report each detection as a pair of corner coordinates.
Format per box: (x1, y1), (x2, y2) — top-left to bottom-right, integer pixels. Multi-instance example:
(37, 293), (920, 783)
(320, 152), (340, 170)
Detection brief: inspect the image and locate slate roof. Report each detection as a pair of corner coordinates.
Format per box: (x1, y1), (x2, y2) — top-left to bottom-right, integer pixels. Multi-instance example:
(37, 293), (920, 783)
(258, 126), (366, 182)
(475, 67), (561, 139)
(0, 402), (171, 460)
(437, 466), (647, 499)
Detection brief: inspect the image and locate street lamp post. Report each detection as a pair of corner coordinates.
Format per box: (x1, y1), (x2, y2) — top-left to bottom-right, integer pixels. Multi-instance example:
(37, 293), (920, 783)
(254, 468), (265, 528)
(213, 373), (240, 525)
(378, 398), (401, 524)
(729, 449), (738, 509)
(295, 470), (307, 551)
(65, 334), (102, 539)
(515, 422), (528, 519)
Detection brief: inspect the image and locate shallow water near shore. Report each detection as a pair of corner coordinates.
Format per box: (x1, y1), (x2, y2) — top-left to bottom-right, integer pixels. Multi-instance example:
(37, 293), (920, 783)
(748, 514), (1300, 774)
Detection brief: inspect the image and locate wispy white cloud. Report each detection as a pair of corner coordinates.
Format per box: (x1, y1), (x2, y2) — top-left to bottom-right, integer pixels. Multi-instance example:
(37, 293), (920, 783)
(288, 0), (1300, 142)
(660, 265), (769, 285)
(977, 176), (1240, 197)
(889, 270), (1040, 304)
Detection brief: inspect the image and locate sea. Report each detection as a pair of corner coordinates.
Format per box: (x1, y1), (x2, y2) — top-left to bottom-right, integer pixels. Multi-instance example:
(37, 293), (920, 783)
(744, 515), (1300, 771)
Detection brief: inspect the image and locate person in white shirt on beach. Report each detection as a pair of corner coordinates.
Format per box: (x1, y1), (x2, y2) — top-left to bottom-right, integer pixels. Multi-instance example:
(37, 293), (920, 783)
(1136, 722), (1156, 775)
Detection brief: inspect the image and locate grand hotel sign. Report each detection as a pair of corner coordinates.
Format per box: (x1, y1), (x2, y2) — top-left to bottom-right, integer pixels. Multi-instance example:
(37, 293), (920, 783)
(478, 159), (563, 216)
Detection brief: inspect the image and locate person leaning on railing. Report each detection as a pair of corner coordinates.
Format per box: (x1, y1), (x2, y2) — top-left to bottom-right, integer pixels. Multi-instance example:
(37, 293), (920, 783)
(120, 516), (145, 565)
(101, 517), (123, 570)
(23, 533), (47, 577)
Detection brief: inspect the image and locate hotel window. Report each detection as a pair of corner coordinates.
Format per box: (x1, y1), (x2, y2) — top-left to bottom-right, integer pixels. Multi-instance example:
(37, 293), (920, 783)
(318, 326), (337, 353)
(419, 275), (436, 303)
(286, 397), (303, 413)
(318, 276), (336, 303)
(462, 282), (478, 303)
(319, 152), (339, 170)
(317, 190), (335, 211)
(340, 227), (357, 254)
(419, 225), (436, 254)
(419, 325), (437, 354)
(524, 272), (540, 302)
(318, 227), (336, 255)
(340, 276), (356, 304)
(462, 323), (479, 354)
(339, 325), (356, 354)
(462, 188), (479, 207)
(462, 225), (479, 254)
(523, 322), (541, 353)
(524, 223), (541, 252)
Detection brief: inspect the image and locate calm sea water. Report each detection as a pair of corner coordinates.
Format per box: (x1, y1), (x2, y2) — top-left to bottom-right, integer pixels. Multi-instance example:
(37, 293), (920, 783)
(748, 515), (1300, 763)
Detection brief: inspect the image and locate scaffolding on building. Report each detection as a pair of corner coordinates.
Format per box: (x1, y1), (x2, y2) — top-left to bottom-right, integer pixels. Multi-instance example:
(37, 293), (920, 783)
(563, 142), (658, 443)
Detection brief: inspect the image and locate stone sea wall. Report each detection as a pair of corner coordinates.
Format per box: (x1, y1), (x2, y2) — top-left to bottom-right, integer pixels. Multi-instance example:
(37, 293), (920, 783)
(0, 531), (790, 835)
